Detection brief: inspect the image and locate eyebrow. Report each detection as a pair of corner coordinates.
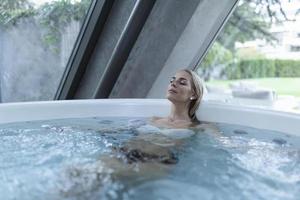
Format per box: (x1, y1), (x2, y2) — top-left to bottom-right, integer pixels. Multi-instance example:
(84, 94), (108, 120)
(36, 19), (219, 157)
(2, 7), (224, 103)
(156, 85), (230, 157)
(172, 76), (188, 81)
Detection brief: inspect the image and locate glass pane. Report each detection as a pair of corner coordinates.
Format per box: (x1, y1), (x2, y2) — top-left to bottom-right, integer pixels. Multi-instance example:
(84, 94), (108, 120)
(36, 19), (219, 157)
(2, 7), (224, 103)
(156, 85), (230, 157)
(0, 0), (92, 103)
(197, 0), (300, 113)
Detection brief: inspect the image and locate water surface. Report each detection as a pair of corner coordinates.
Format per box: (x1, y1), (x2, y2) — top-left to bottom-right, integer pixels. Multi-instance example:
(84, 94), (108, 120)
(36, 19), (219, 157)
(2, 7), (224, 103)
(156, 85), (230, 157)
(0, 117), (299, 200)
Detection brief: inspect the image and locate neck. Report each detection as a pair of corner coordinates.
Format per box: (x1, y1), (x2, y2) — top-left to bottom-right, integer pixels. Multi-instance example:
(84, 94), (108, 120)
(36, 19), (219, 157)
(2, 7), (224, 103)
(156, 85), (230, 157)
(168, 102), (191, 122)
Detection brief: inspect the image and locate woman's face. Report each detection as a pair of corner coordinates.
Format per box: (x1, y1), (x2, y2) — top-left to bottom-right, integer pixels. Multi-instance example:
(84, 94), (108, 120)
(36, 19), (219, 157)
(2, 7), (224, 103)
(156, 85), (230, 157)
(166, 70), (195, 103)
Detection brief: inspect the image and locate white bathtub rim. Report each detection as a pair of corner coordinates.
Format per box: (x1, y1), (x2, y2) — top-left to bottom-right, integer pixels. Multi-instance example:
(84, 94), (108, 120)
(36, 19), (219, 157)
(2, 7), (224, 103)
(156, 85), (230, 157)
(0, 99), (300, 136)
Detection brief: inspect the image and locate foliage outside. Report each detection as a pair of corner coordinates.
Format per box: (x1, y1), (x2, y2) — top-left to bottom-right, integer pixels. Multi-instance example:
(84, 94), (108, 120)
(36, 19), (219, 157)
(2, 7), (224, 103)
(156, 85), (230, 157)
(198, 0), (300, 81)
(0, 0), (91, 51)
(224, 59), (300, 79)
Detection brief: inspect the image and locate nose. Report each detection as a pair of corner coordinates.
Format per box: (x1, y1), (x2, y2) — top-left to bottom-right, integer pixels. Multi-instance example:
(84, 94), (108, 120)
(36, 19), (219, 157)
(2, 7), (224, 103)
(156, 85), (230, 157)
(171, 81), (177, 88)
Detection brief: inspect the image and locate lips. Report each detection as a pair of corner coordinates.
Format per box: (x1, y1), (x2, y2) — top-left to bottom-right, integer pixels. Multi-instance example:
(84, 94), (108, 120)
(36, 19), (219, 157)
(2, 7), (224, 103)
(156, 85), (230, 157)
(168, 89), (177, 94)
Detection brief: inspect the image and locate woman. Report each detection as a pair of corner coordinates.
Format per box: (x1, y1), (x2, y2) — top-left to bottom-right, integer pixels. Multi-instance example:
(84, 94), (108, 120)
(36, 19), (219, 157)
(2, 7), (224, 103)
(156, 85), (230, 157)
(108, 69), (205, 167)
(151, 69), (204, 128)
(107, 69), (204, 164)
(61, 69), (206, 198)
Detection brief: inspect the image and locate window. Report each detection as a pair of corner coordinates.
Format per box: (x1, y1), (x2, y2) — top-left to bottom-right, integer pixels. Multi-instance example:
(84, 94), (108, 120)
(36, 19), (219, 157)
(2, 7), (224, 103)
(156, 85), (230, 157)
(196, 0), (300, 113)
(0, 0), (93, 103)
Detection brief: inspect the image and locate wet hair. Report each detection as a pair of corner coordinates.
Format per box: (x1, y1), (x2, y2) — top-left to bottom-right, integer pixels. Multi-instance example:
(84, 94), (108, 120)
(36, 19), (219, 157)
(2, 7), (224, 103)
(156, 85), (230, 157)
(182, 69), (204, 122)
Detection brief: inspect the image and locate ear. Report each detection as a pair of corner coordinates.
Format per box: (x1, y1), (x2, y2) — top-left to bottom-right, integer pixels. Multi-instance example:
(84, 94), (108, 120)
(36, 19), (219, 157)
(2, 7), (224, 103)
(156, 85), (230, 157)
(191, 90), (196, 98)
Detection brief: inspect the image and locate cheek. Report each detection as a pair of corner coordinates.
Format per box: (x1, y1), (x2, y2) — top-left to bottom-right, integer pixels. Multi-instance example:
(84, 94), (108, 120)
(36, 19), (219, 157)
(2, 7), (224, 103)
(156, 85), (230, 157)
(178, 89), (191, 100)
(182, 87), (193, 96)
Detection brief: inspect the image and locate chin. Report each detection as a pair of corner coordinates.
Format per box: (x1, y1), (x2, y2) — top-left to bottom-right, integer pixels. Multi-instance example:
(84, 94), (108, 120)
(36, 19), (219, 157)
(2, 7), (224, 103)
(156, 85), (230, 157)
(166, 95), (173, 102)
(167, 95), (178, 103)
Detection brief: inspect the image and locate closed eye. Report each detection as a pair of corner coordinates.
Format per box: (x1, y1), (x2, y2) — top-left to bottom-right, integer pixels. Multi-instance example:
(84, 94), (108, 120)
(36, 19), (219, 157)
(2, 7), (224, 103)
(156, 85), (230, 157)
(179, 80), (187, 85)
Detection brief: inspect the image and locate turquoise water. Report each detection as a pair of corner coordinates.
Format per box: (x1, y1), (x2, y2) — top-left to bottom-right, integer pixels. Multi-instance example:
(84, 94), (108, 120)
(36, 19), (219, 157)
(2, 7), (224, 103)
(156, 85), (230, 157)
(0, 117), (299, 200)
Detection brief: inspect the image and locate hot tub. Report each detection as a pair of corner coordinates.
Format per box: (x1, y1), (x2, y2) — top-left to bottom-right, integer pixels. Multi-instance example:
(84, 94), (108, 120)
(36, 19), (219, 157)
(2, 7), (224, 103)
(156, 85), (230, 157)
(0, 99), (299, 200)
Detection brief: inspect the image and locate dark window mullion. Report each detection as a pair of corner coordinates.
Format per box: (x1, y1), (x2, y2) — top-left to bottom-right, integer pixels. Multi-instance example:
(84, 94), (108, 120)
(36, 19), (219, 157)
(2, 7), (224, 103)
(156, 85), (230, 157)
(55, 0), (115, 100)
(92, 0), (156, 98)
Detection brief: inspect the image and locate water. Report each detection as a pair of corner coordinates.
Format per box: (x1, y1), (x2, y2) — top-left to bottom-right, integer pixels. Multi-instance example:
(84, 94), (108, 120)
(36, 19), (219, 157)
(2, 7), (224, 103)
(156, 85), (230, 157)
(0, 117), (299, 200)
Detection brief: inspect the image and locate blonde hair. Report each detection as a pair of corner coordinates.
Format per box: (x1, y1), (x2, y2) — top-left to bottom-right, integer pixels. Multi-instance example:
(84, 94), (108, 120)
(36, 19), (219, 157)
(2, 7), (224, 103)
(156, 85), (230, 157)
(183, 69), (204, 122)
